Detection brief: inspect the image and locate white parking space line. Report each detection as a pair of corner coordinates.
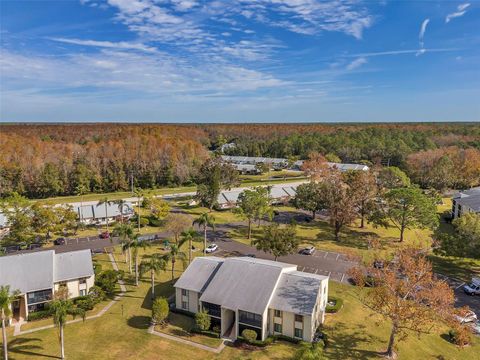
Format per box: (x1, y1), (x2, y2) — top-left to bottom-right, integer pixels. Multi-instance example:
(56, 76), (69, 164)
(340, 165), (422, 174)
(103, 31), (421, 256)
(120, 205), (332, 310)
(324, 252), (328, 259)
(456, 282), (465, 290)
(341, 273), (345, 282)
(336, 254), (340, 261)
(328, 271), (331, 277)
(315, 269), (318, 274)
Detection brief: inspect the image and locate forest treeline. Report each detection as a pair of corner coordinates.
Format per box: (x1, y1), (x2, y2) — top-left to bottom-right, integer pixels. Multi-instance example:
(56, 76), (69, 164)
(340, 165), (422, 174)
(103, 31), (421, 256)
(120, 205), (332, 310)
(1, 123), (479, 198)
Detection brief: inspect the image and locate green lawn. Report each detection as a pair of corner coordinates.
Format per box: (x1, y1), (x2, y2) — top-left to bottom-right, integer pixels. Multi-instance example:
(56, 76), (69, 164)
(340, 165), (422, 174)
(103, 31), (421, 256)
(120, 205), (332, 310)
(30, 176), (306, 206)
(180, 205), (241, 224)
(3, 242), (479, 359)
(324, 282), (480, 360)
(156, 313), (223, 348)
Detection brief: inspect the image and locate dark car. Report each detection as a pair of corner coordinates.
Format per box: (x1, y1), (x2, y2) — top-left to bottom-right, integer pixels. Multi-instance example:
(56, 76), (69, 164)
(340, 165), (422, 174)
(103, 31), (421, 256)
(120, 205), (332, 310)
(301, 246), (316, 255)
(29, 243), (42, 250)
(373, 260), (385, 269)
(99, 232), (110, 239)
(54, 238), (66, 245)
(244, 254), (257, 258)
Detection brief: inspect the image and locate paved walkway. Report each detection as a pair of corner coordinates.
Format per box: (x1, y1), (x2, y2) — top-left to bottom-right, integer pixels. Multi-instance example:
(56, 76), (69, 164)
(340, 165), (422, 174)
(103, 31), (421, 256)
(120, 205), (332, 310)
(13, 252), (126, 336)
(147, 325), (227, 353)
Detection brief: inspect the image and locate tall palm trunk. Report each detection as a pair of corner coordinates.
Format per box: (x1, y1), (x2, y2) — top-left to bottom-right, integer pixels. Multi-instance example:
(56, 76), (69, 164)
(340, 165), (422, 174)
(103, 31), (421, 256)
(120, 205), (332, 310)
(128, 247), (132, 274)
(151, 271), (155, 300)
(135, 251), (139, 286)
(188, 238), (192, 265)
(171, 258), (175, 280)
(60, 323), (65, 360)
(248, 219), (252, 240)
(203, 226), (207, 256)
(2, 309), (8, 360)
(105, 203), (109, 234)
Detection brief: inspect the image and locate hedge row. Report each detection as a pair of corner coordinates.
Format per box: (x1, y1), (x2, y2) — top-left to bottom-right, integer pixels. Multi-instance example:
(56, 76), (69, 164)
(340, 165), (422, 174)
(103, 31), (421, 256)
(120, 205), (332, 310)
(27, 309), (51, 321)
(325, 297), (343, 313)
(191, 328), (220, 338)
(170, 307), (196, 318)
(237, 334), (302, 347)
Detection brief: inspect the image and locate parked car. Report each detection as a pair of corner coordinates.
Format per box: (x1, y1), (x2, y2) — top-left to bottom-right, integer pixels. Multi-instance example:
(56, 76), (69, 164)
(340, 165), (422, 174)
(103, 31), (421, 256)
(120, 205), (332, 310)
(301, 246), (316, 255)
(463, 278), (480, 296)
(54, 237), (66, 245)
(205, 244), (218, 253)
(373, 260), (385, 269)
(470, 320), (480, 335)
(99, 232), (110, 239)
(455, 310), (478, 324)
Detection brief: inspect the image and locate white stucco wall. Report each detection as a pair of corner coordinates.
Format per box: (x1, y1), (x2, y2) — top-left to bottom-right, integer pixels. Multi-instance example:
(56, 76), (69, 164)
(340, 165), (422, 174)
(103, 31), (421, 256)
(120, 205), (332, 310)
(53, 275), (94, 298)
(175, 288), (199, 314)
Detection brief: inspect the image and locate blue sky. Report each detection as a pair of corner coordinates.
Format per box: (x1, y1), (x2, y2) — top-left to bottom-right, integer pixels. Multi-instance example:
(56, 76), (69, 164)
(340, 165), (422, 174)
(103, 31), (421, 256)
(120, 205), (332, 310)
(0, 0), (479, 123)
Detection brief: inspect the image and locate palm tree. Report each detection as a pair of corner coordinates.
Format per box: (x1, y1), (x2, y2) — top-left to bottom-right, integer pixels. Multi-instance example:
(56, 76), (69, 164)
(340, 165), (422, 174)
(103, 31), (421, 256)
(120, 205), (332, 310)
(133, 187), (143, 233)
(193, 212), (216, 256)
(162, 240), (187, 281)
(49, 289), (85, 360)
(139, 255), (167, 300)
(130, 234), (148, 286)
(98, 197), (114, 234)
(75, 184), (88, 225)
(114, 223), (134, 270)
(1, 285), (19, 360)
(180, 228), (200, 265)
(114, 199), (128, 224)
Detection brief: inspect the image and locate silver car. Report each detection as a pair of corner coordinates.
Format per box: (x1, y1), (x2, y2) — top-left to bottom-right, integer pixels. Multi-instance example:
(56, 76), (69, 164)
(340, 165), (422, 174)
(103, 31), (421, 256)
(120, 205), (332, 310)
(302, 246), (316, 255)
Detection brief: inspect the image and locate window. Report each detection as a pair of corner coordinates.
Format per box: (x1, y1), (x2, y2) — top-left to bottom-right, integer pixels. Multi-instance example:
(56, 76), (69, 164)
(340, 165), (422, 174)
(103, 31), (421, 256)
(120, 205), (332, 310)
(274, 323), (282, 333)
(182, 301), (188, 310)
(274, 309), (282, 317)
(294, 314), (303, 323)
(80, 289), (86, 296)
(294, 328), (303, 338)
(79, 278), (87, 285)
(181, 289), (187, 296)
(239, 310), (262, 328)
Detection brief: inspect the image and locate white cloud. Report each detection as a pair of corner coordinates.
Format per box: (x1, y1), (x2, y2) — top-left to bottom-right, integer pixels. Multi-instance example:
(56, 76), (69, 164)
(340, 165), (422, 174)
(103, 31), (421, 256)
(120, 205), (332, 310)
(446, 3), (470, 23)
(346, 48), (459, 58)
(346, 57), (367, 70)
(417, 18), (430, 56)
(49, 37), (158, 53)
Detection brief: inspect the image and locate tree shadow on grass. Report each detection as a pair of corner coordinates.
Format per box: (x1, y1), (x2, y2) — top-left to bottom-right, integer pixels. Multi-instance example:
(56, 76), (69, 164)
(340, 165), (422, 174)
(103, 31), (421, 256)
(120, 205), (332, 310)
(140, 280), (175, 311)
(127, 315), (151, 330)
(324, 321), (384, 360)
(7, 337), (59, 359)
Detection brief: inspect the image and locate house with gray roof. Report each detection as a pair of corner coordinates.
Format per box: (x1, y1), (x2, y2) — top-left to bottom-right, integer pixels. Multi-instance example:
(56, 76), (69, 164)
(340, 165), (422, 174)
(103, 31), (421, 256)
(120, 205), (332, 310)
(71, 201), (134, 225)
(452, 187), (480, 219)
(0, 249), (95, 324)
(174, 256), (328, 342)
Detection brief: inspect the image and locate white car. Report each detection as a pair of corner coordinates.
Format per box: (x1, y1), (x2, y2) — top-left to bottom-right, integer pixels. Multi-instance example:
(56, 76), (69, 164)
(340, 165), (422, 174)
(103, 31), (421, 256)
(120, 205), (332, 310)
(463, 278), (480, 296)
(455, 310), (478, 324)
(206, 244), (218, 253)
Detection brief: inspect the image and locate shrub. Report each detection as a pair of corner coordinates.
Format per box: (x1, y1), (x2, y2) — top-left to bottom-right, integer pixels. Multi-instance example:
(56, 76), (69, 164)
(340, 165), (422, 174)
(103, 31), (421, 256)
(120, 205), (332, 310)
(325, 297), (343, 313)
(88, 285), (106, 304)
(27, 310), (51, 321)
(195, 310), (211, 331)
(74, 296), (95, 311)
(95, 270), (120, 295)
(238, 335), (273, 347)
(242, 329), (258, 342)
(212, 325), (221, 334)
(170, 307), (195, 317)
(94, 263), (103, 275)
(273, 334), (302, 344)
(152, 297), (169, 325)
(140, 217), (149, 227)
(448, 327), (471, 347)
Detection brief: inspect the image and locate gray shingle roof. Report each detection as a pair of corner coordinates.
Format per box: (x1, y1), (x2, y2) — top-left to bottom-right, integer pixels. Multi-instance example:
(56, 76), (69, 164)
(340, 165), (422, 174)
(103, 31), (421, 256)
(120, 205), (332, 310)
(0, 251), (54, 294)
(0, 249), (94, 295)
(54, 249), (94, 282)
(174, 257), (224, 293)
(456, 195), (480, 212)
(270, 271), (328, 316)
(199, 257), (296, 314)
